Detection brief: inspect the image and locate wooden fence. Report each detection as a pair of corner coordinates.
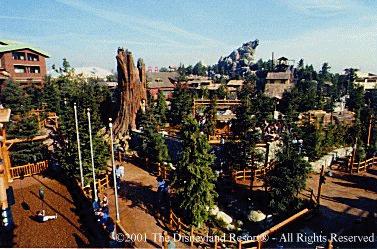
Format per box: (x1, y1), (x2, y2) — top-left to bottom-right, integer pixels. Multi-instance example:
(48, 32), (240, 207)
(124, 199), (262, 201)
(157, 163), (170, 179)
(10, 160), (49, 179)
(165, 207), (317, 249)
(232, 161), (276, 183)
(348, 156), (377, 174)
(81, 174), (111, 199)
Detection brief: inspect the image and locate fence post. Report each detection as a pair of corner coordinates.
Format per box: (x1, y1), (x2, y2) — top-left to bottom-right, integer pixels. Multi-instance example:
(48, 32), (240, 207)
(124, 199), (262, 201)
(177, 218), (181, 232)
(357, 162), (360, 174)
(169, 209), (173, 227)
(238, 240), (242, 249)
(214, 238), (218, 249)
(162, 231), (168, 249)
(327, 240), (333, 249)
(257, 239), (263, 249)
(243, 169), (246, 181)
(190, 226), (194, 247)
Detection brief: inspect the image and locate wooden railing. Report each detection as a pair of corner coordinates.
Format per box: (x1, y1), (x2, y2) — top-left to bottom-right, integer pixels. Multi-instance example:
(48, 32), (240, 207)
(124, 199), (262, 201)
(81, 174), (111, 199)
(10, 160), (49, 179)
(348, 156), (377, 174)
(166, 207), (315, 249)
(157, 163), (170, 179)
(232, 161), (276, 182)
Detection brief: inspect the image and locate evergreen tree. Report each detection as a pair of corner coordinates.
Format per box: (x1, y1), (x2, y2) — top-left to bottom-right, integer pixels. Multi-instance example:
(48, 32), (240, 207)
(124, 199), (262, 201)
(169, 84), (193, 125)
(154, 91), (168, 124)
(172, 116), (217, 226)
(265, 133), (311, 215)
(203, 98), (217, 136)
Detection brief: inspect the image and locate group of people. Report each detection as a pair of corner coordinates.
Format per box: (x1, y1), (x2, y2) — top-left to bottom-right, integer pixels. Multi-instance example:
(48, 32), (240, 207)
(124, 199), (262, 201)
(93, 193), (115, 240)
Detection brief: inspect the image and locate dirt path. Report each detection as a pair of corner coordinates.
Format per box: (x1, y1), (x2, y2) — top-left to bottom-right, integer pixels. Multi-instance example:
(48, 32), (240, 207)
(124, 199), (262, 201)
(8, 175), (92, 247)
(106, 162), (185, 248)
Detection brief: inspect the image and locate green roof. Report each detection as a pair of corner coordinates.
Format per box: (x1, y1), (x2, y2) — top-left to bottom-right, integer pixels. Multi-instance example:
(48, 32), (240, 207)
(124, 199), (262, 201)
(0, 40), (50, 57)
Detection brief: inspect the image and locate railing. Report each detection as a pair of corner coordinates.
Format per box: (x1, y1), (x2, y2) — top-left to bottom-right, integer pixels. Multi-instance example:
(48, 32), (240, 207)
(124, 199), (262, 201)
(157, 163), (170, 179)
(81, 174), (111, 199)
(232, 161), (276, 183)
(166, 207), (315, 249)
(348, 156), (377, 174)
(10, 160), (49, 179)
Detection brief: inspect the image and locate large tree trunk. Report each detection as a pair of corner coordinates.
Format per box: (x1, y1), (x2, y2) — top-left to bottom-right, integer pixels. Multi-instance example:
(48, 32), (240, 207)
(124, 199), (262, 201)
(113, 48), (147, 138)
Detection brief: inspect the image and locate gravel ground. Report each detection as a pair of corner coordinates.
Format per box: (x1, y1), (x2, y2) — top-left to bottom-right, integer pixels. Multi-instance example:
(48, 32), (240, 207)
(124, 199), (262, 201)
(6, 175), (92, 248)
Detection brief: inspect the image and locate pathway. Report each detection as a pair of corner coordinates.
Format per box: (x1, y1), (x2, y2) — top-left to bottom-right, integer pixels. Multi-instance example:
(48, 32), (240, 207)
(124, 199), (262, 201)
(106, 162), (185, 248)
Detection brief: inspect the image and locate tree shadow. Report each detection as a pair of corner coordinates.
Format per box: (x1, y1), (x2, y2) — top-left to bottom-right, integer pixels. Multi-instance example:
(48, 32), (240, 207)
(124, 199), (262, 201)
(331, 171), (377, 193)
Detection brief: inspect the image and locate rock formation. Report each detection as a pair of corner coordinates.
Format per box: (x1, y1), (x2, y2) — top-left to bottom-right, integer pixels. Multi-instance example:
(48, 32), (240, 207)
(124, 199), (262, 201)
(113, 48), (147, 137)
(216, 39), (259, 78)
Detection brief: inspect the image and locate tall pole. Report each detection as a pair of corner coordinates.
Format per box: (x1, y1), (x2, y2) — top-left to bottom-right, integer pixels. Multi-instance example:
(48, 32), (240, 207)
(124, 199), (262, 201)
(367, 115), (372, 146)
(74, 103), (84, 187)
(87, 109), (98, 202)
(109, 118), (120, 222)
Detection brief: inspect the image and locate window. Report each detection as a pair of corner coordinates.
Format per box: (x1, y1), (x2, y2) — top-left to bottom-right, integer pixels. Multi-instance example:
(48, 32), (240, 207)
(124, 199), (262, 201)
(14, 65), (26, 73)
(30, 66), (40, 74)
(12, 52), (26, 60)
(27, 53), (39, 61)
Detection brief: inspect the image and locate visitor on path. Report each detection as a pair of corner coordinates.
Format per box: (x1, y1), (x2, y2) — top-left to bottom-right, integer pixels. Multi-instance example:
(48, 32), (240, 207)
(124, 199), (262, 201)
(101, 193), (109, 208)
(115, 165), (124, 190)
(157, 176), (169, 206)
(36, 210), (57, 222)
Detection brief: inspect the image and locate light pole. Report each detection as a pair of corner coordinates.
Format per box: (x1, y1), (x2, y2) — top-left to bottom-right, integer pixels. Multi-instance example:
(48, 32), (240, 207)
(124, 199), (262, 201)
(74, 103), (84, 187)
(109, 118), (120, 222)
(87, 108), (98, 202)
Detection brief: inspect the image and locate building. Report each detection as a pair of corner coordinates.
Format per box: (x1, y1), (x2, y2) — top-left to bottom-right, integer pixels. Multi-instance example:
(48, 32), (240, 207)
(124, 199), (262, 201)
(264, 71), (294, 99)
(354, 71), (377, 91)
(0, 40), (49, 88)
(146, 72), (178, 100)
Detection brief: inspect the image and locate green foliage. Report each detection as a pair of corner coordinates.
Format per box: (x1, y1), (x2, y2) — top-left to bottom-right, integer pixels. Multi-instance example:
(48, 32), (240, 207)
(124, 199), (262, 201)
(301, 122), (325, 160)
(169, 84), (193, 125)
(265, 134), (311, 215)
(193, 61), (207, 76)
(1, 80), (29, 113)
(172, 116), (217, 226)
(214, 84), (228, 99)
(159, 67), (169, 72)
(154, 91), (168, 124)
(203, 99), (217, 136)
(45, 60), (110, 182)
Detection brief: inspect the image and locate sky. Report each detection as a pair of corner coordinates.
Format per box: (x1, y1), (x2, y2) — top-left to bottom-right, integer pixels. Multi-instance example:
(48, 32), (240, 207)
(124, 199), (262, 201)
(1, 0), (377, 73)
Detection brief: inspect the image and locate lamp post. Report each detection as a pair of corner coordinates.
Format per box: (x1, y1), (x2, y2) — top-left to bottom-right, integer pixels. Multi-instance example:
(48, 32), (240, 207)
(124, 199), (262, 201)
(87, 108), (98, 201)
(109, 118), (120, 222)
(74, 103), (84, 187)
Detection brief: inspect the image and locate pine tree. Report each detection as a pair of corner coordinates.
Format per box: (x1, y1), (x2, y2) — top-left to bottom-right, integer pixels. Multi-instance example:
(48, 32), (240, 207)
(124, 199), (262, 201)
(265, 133), (311, 215)
(169, 84), (193, 125)
(154, 91), (168, 125)
(172, 116), (217, 226)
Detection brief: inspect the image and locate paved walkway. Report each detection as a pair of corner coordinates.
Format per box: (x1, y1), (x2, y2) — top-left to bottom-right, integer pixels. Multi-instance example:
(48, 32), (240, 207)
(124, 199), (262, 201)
(7, 175), (93, 247)
(106, 162), (184, 248)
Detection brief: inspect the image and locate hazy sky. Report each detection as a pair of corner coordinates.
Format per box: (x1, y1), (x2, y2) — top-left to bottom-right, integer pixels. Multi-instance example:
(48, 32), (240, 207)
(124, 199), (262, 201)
(1, 0), (376, 73)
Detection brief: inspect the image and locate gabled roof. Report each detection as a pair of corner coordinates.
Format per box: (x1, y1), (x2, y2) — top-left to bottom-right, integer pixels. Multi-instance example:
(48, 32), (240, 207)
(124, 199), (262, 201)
(147, 72), (178, 88)
(0, 40), (50, 57)
(266, 71), (291, 80)
(227, 79), (244, 86)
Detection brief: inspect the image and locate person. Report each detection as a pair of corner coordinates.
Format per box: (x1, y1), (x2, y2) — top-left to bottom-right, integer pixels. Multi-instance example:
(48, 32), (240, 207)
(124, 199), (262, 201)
(104, 218), (116, 240)
(36, 210), (57, 222)
(157, 176), (166, 204)
(101, 193), (109, 208)
(115, 165), (124, 190)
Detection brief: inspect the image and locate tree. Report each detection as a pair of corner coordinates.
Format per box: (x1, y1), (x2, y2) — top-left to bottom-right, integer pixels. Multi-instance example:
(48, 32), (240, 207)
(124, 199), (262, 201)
(154, 91), (168, 125)
(193, 61), (207, 76)
(169, 84), (193, 125)
(172, 116), (217, 226)
(265, 133), (311, 215)
(159, 67), (169, 72)
(203, 98), (217, 136)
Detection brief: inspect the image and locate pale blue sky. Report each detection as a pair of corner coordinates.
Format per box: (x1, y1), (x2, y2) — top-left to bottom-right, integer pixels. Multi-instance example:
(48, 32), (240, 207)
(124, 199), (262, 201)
(1, 0), (376, 73)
